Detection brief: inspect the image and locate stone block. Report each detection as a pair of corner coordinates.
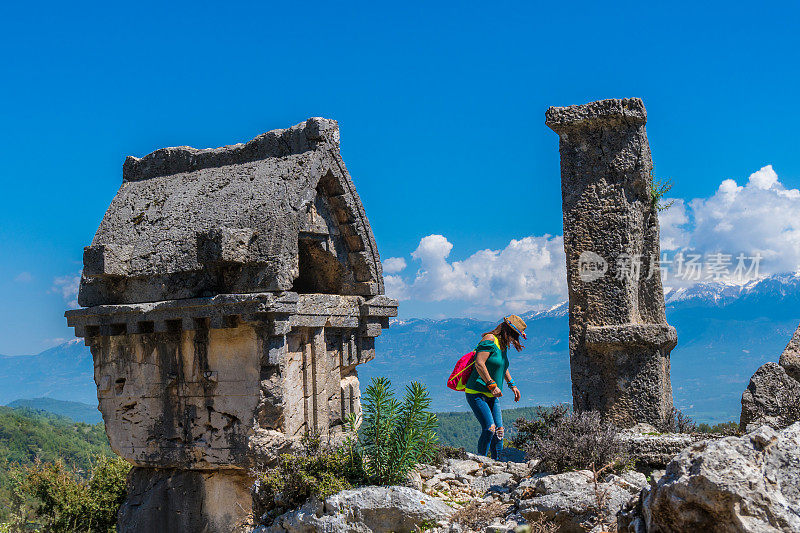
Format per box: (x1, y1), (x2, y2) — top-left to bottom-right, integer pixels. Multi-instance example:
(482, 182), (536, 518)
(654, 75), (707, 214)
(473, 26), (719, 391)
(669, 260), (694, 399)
(83, 244), (133, 277)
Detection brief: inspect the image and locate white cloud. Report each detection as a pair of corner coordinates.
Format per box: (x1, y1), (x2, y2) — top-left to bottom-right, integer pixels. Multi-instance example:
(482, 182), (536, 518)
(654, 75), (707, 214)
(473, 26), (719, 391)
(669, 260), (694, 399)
(387, 234), (567, 316)
(14, 272), (33, 283)
(51, 272), (81, 309)
(674, 165), (800, 277)
(382, 257), (407, 274)
(658, 198), (689, 251)
(383, 274), (409, 300)
(389, 166), (800, 316)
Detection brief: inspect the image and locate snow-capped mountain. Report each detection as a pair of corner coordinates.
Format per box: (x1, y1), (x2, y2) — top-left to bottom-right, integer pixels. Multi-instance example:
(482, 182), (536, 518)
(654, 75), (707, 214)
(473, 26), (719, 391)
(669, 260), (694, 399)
(366, 272), (800, 422)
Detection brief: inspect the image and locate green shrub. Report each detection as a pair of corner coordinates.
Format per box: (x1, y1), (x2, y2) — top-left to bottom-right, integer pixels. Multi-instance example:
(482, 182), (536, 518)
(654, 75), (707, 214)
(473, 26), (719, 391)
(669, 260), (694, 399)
(346, 377), (438, 485)
(660, 408), (697, 433)
(510, 405), (570, 444)
(650, 172), (675, 212)
(8, 454), (129, 532)
(513, 407), (627, 474)
(252, 438), (359, 523)
(253, 378), (438, 524)
(696, 421), (741, 436)
(431, 444), (468, 466)
(0, 407), (114, 520)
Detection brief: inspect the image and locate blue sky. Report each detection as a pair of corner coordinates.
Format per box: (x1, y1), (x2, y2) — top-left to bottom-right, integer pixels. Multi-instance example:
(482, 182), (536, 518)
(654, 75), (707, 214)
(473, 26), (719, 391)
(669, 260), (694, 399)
(1, 1), (799, 354)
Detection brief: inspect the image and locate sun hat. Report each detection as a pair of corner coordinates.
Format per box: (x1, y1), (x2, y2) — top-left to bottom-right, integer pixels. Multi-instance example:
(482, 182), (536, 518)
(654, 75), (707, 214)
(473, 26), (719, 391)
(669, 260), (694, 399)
(504, 315), (527, 339)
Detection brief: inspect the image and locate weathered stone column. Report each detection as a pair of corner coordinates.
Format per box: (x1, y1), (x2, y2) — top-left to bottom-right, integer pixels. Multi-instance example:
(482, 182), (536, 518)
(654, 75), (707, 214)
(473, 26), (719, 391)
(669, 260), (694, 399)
(546, 98), (676, 428)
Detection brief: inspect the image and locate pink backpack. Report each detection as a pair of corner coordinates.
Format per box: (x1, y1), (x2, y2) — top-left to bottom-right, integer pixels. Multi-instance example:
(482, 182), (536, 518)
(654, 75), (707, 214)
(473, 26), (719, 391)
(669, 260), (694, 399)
(447, 351), (476, 391)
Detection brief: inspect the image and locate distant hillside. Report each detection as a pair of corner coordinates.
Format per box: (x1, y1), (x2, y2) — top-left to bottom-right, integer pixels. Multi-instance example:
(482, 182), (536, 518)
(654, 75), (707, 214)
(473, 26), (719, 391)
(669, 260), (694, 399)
(0, 406), (112, 521)
(7, 397), (102, 424)
(436, 405), (546, 453)
(366, 273), (800, 424)
(0, 339), (95, 405)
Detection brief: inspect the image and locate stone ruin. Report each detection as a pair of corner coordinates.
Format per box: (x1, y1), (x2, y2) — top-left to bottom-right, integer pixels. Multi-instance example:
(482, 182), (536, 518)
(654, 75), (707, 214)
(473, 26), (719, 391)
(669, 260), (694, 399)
(740, 322), (800, 432)
(65, 118), (397, 532)
(546, 98), (677, 428)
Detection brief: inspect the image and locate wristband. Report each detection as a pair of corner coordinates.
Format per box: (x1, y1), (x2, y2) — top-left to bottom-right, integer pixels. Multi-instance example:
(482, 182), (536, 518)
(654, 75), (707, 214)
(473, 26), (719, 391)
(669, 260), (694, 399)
(507, 380), (516, 388)
(487, 382), (499, 392)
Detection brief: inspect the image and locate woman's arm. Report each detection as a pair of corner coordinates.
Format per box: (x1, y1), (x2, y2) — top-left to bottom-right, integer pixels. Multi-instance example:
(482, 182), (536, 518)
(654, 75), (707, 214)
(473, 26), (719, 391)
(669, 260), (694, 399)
(504, 369), (521, 402)
(475, 351), (502, 396)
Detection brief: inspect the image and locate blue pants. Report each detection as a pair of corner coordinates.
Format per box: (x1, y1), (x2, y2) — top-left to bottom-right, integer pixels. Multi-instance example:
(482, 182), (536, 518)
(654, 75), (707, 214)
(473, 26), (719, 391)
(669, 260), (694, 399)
(466, 392), (503, 459)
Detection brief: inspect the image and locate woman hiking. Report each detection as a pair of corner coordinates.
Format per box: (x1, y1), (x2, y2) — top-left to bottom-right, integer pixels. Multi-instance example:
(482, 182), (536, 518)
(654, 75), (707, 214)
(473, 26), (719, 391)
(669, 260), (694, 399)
(463, 315), (526, 459)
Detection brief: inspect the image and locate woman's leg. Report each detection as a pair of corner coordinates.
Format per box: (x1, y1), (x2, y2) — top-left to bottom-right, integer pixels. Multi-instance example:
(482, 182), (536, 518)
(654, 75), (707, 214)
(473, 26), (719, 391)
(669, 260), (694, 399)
(465, 393), (497, 457)
(487, 397), (504, 459)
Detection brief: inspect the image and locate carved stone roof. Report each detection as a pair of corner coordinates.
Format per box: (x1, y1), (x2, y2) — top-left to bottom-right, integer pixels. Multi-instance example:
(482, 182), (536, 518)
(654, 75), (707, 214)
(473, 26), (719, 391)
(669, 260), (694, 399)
(78, 118), (385, 307)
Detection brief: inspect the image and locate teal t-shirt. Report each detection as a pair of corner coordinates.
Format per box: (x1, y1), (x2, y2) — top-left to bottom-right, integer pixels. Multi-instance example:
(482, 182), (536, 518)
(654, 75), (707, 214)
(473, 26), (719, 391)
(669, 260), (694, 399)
(464, 337), (509, 397)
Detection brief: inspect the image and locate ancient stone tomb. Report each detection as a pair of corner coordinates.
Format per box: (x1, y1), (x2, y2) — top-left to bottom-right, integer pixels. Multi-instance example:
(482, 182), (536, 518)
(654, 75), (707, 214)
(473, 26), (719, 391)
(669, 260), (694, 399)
(546, 98), (677, 428)
(65, 118), (397, 531)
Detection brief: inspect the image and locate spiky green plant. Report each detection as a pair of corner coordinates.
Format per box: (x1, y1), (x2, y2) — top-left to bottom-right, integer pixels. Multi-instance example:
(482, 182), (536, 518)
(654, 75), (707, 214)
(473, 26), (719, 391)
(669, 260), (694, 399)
(650, 172), (675, 212)
(347, 377), (438, 485)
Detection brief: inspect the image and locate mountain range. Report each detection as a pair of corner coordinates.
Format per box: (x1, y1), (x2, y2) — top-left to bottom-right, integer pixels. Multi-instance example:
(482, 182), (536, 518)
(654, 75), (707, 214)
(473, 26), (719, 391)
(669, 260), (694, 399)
(2, 273), (798, 425)
(364, 273), (800, 423)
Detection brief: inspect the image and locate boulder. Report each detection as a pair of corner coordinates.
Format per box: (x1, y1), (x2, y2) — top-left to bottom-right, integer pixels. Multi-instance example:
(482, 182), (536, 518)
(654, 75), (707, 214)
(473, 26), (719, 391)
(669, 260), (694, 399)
(740, 362), (800, 432)
(470, 472), (515, 494)
(643, 422), (800, 532)
(263, 486), (454, 533)
(778, 323), (800, 382)
(444, 458), (481, 477)
(516, 470), (646, 533)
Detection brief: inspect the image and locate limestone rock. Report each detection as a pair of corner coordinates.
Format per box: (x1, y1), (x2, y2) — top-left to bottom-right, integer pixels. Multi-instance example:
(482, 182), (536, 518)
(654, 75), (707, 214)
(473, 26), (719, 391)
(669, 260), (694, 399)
(470, 472), (515, 495)
(643, 422), (800, 532)
(516, 470), (646, 533)
(118, 468), (252, 533)
(778, 323), (800, 382)
(546, 98), (675, 428)
(445, 458), (482, 477)
(740, 362), (800, 432)
(264, 486), (454, 533)
(618, 427), (708, 471)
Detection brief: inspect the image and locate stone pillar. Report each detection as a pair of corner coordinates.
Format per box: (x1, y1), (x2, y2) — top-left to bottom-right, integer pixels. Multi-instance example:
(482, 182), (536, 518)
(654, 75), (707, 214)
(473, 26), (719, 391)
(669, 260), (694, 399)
(546, 98), (677, 428)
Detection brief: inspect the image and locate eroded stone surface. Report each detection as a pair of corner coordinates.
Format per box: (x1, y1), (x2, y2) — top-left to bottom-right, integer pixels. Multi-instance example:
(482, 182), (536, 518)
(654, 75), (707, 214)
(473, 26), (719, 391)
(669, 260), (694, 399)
(118, 468), (252, 533)
(740, 362), (800, 432)
(642, 423), (800, 533)
(261, 487), (455, 533)
(79, 118), (385, 306)
(65, 120), (398, 532)
(778, 322), (800, 382)
(546, 97), (675, 428)
(618, 427), (709, 472)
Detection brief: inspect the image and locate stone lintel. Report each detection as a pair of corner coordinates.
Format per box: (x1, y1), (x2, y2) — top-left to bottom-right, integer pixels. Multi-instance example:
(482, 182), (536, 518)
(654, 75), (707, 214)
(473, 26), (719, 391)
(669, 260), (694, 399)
(360, 295), (400, 318)
(545, 97), (646, 134)
(585, 324), (677, 350)
(65, 292), (397, 339)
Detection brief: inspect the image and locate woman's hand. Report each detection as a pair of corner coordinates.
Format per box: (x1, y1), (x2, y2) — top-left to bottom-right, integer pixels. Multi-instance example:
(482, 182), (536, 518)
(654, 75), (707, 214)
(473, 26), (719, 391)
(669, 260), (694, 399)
(491, 387), (503, 397)
(512, 386), (521, 402)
